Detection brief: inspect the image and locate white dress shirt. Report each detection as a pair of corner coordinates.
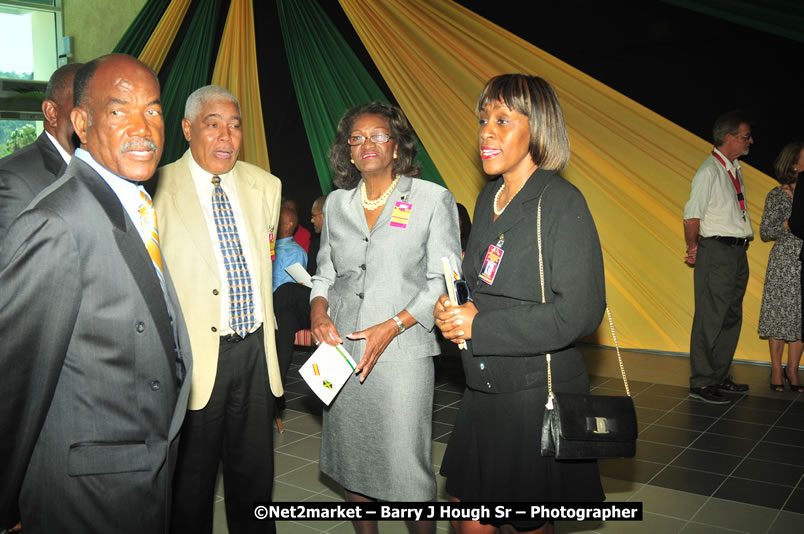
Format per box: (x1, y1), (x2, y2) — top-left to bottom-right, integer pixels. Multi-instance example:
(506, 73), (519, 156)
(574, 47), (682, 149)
(187, 152), (264, 335)
(683, 147), (753, 239)
(45, 131), (72, 165)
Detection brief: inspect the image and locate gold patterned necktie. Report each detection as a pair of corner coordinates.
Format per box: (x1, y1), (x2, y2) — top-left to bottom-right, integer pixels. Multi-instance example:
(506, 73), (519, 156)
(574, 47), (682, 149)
(211, 175), (255, 338)
(138, 188), (166, 292)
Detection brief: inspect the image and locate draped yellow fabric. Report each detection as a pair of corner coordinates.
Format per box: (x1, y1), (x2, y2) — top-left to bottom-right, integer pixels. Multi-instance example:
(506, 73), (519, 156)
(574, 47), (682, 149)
(339, 0), (778, 362)
(211, 0), (271, 172)
(137, 0), (192, 73)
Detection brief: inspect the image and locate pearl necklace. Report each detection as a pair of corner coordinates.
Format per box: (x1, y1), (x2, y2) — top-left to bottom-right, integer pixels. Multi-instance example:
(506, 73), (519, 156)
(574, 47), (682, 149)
(493, 180), (527, 216)
(361, 176), (399, 211)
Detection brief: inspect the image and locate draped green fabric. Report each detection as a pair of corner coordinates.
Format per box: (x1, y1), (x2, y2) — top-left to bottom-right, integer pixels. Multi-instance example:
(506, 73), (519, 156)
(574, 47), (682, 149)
(159, 0), (222, 166)
(662, 0), (804, 42)
(112, 0), (172, 56)
(276, 0), (446, 194)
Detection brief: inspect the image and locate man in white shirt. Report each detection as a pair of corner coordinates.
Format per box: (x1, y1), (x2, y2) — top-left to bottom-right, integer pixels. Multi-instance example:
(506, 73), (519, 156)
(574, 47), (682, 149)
(0, 62), (82, 242)
(683, 110), (754, 404)
(154, 85), (282, 534)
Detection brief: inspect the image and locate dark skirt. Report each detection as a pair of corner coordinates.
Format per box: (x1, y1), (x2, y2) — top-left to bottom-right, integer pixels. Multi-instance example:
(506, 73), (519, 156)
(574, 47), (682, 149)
(440, 370), (605, 530)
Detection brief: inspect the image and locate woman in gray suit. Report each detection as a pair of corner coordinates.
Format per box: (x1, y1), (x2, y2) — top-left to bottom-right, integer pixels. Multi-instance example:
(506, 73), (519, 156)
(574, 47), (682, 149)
(435, 75), (606, 534)
(310, 102), (460, 534)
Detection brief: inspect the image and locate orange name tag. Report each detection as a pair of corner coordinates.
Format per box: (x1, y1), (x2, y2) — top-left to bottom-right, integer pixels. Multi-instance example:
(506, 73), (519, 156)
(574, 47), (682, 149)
(479, 244), (503, 285)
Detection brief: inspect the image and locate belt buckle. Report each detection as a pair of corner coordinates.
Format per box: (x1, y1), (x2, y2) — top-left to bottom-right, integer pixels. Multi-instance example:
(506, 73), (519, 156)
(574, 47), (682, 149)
(223, 333), (244, 343)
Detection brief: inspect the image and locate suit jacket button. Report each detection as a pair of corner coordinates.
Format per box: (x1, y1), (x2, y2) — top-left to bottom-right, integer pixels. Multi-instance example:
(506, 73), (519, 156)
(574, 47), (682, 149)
(358, 292), (364, 299)
(212, 289), (219, 295)
(360, 264), (366, 270)
(211, 326), (218, 333)
(150, 380), (161, 391)
(135, 321), (145, 333)
(363, 237), (369, 242)
(486, 382), (492, 389)
(479, 362), (485, 370)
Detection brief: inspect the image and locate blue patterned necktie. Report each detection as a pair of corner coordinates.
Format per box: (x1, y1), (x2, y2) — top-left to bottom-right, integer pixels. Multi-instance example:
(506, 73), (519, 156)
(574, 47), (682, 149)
(211, 175), (255, 338)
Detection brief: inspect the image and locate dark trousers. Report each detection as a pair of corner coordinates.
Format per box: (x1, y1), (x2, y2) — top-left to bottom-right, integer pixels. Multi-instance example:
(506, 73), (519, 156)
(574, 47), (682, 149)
(273, 283), (311, 385)
(171, 327), (276, 534)
(689, 238), (749, 388)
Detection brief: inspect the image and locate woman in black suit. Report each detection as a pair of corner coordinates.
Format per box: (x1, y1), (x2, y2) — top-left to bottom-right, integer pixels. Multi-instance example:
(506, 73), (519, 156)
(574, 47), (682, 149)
(434, 74), (606, 534)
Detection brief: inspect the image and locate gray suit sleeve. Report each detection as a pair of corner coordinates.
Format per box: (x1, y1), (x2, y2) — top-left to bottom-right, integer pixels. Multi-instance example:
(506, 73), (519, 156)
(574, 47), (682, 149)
(0, 210), (81, 525)
(403, 188), (461, 330)
(310, 197), (334, 304)
(0, 169), (37, 244)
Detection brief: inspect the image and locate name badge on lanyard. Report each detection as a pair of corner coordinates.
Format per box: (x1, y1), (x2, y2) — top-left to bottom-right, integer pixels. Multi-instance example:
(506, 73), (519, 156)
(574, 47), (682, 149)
(711, 151), (746, 221)
(479, 234), (504, 285)
(390, 201), (413, 228)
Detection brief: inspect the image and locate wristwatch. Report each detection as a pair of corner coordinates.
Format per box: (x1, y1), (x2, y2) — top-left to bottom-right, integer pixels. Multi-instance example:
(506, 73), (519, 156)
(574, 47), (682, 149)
(392, 315), (406, 334)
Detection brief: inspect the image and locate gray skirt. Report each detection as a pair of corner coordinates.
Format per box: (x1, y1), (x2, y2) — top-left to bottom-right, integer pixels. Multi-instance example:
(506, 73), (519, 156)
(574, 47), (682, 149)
(320, 355), (435, 501)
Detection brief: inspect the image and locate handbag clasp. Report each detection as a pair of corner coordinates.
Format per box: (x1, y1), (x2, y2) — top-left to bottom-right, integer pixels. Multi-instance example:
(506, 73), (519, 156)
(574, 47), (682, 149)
(593, 417), (609, 434)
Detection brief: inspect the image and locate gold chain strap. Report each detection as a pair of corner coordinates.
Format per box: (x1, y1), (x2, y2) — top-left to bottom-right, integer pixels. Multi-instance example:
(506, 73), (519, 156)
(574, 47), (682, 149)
(606, 306), (630, 396)
(536, 185), (631, 400)
(536, 187), (553, 398)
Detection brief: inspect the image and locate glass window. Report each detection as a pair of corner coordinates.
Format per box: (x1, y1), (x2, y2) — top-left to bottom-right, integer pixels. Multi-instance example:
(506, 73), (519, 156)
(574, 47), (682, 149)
(0, 1), (61, 156)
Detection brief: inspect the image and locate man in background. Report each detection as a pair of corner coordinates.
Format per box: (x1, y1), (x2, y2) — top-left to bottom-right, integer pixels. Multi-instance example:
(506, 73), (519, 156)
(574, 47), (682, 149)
(307, 195), (326, 277)
(0, 62), (82, 242)
(273, 206), (310, 387)
(282, 197), (311, 251)
(683, 110), (753, 404)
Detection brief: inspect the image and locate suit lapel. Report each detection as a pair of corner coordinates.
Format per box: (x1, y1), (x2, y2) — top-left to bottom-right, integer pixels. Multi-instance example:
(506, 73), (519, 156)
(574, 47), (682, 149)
(35, 133), (67, 178)
(78, 160), (177, 369)
(233, 165), (267, 268)
(371, 175), (412, 233)
(169, 154), (218, 276)
(349, 182), (370, 237)
(489, 169), (555, 236)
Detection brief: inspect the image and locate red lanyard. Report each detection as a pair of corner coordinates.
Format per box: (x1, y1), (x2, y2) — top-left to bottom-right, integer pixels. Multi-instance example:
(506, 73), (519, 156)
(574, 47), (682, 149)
(711, 151), (746, 213)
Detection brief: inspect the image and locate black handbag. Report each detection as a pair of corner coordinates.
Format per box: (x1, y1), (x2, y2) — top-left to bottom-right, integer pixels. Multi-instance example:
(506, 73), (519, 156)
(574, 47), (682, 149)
(532, 187), (638, 460)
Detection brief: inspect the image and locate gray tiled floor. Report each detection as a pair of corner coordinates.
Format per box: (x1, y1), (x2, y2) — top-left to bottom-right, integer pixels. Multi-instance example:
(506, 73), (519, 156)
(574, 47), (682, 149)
(210, 345), (804, 533)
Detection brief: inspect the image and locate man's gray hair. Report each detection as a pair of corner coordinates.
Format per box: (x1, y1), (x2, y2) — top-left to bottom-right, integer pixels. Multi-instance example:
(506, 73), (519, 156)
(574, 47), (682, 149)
(184, 85), (240, 120)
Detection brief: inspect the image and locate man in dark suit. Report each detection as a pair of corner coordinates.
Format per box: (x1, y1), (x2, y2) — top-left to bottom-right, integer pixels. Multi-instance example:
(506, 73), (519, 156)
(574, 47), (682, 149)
(0, 54), (192, 533)
(0, 62), (82, 242)
(307, 194), (325, 277)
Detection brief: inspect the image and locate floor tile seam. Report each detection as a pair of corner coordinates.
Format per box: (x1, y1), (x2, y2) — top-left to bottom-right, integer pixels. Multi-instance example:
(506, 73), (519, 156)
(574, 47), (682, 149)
(763, 488), (800, 530)
(762, 510), (786, 534)
(308, 486), (347, 502)
(685, 495), (756, 534)
(274, 454), (320, 469)
(638, 400), (747, 501)
(276, 411), (311, 424)
(274, 478), (327, 497)
(710, 403), (797, 495)
(433, 400), (462, 409)
(432, 430), (452, 441)
(275, 436), (317, 449)
(724, 473), (802, 490)
(279, 428), (322, 438)
(769, 424), (804, 435)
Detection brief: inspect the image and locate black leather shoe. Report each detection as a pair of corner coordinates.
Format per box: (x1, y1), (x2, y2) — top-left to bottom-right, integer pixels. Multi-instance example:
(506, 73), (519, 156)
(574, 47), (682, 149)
(717, 378), (749, 393)
(689, 386), (731, 404)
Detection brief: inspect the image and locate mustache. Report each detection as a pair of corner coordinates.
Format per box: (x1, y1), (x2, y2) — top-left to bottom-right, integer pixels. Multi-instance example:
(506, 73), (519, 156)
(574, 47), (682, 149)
(121, 139), (158, 152)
